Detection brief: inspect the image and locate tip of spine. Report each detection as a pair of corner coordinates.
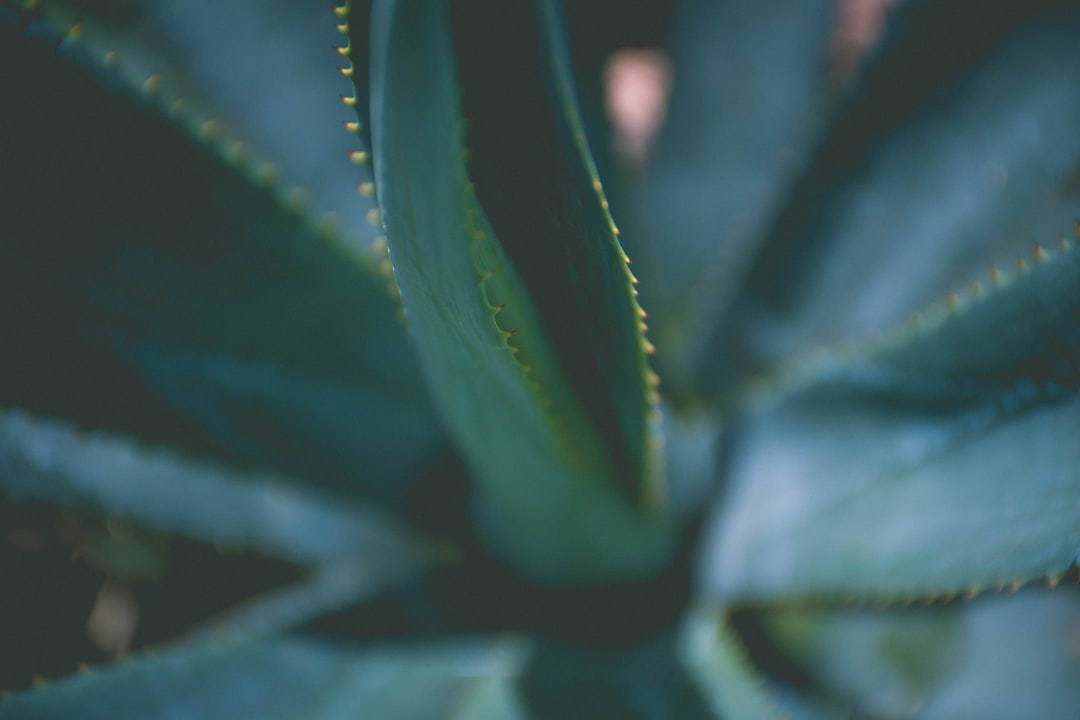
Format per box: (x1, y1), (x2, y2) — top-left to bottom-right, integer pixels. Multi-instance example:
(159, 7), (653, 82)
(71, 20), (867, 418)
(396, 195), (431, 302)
(286, 187), (309, 211)
(201, 118), (223, 140)
(257, 162), (279, 185)
(227, 140), (248, 163)
(317, 213), (341, 237)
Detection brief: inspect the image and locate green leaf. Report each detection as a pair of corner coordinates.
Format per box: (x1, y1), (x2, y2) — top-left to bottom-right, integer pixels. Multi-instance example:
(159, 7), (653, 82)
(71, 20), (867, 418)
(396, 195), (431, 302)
(637, 0), (837, 395)
(26, 0), (380, 249)
(717, 1), (1080, 393)
(0, 15), (442, 502)
(369, 0), (672, 581)
(702, 232), (1080, 601)
(108, 345), (442, 505)
(760, 604), (965, 718)
(193, 560), (421, 645)
(920, 588), (1080, 719)
(0, 634), (530, 720)
(0, 411), (422, 567)
(679, 604), (781, 720)
(443, 0), (664, 501)
(759, 588), (1080, 719)
(450, 674), (529, 720)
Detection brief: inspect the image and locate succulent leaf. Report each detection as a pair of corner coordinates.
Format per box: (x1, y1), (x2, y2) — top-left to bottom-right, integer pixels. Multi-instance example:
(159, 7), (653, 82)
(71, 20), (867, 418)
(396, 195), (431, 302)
(758, 587), (1080, 719)
(25, 0), (381, 251)
(446, 0), (665, 504)
(679, 604), (781, 719)
(702, 227), (1080, 601)
(0, 635), (530, 720)
(369, 0), (671, 581)
(0, 14), (443, 502)
(757, 603), (965, 717)
(719, 0), (1080, 391)
(0, 411), (422, 567)
(2, 0), (1079, 713)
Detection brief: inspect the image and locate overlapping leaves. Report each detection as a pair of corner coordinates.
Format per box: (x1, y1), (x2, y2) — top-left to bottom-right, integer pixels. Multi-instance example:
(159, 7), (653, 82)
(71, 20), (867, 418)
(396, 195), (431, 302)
(3, 0), (1080, 716)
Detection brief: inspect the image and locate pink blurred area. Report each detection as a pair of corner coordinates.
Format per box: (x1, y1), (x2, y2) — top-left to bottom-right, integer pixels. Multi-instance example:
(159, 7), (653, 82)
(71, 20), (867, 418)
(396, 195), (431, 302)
(602, 0), (895, 166)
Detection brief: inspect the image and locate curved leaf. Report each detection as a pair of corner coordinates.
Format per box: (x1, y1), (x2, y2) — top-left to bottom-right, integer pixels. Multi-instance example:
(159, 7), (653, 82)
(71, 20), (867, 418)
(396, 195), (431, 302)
(679, 604), (781, 720)
(369, 0), (672, 581)
(759, 588), (1080, 720)
(451, 674), (528, 720)
(717, 1), (1080, 393)
(921, 588), (1080, 719)
(702, 232), (1080, 601)
(25, 0), (380, 251)
(193, 560), (421, 645)
(0, 411), (422, 567)
(0, 634), (530, 720)
(0, 16), (442, 502)
(760, 603), (965, 718)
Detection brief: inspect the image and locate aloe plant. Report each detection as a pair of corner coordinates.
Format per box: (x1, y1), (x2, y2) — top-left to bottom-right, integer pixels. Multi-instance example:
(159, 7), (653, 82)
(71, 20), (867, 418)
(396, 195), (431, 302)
(2, 0), (1079, 716)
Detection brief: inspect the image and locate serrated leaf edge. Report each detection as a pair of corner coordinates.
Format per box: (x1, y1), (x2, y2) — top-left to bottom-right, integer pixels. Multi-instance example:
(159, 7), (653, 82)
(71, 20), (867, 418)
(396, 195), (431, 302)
(731, 566), (1080, 614)
(536, 0), (667, 508)
(680, 602), (784, 720)
(738, 226), (1080, 413)
(23, 1), (387, 280)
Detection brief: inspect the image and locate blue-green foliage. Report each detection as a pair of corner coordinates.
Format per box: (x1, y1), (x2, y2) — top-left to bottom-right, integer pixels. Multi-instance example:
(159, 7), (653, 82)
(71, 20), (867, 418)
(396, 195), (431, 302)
(2, 0), (1079, 717)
